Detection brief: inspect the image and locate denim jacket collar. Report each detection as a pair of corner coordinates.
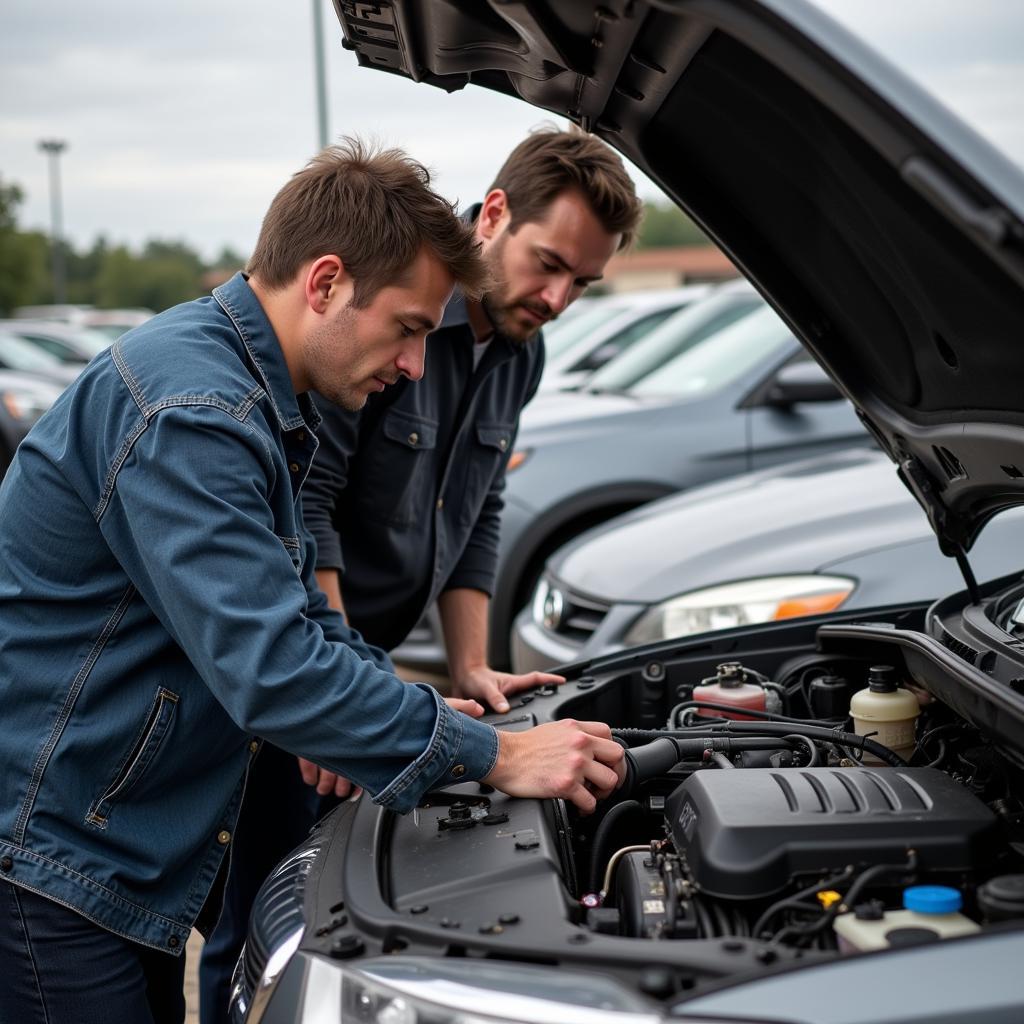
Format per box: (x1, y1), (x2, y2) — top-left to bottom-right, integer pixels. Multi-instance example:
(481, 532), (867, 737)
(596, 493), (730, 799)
(213, 272), (320, 433)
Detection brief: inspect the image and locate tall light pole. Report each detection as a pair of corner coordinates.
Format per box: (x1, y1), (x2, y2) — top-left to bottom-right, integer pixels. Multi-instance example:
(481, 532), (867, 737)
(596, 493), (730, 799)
(38, 138), (68, 305)
(312, 0), (329, 149)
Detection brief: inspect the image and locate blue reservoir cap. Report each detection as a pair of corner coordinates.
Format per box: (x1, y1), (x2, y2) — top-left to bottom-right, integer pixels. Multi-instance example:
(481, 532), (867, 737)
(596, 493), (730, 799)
(903, 885), (962, 914)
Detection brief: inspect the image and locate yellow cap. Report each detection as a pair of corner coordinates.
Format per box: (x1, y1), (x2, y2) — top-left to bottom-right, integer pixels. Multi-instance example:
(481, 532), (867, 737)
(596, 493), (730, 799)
(817, 890), (842, 909)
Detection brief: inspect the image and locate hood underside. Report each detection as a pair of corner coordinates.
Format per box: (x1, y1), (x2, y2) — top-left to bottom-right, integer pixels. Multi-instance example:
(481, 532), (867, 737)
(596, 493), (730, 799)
(334, 0), (1024, 561)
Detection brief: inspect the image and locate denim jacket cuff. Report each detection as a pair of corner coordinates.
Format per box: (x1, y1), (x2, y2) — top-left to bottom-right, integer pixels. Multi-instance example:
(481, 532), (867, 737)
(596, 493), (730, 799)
(371, 684), (499, 814)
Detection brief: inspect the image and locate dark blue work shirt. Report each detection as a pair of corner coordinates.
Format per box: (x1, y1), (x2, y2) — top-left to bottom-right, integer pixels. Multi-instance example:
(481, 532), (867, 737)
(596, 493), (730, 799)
(0, 273), (498, 954)
(303, 290), (545, 651)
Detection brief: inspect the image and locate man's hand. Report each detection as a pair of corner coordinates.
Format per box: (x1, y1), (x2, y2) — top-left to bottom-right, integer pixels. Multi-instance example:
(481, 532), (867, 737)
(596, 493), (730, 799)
(452, 666), (565, 714)
(483, 719), (625, 814)
(296, 696), (485, 798)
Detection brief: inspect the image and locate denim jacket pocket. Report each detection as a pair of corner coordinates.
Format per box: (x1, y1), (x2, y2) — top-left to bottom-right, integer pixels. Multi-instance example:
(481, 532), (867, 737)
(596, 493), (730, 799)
(459, 422), (513, 526)
(360, 407), (439, 528)
(278, 534), (303, 573)
(85, 687), (180, 828)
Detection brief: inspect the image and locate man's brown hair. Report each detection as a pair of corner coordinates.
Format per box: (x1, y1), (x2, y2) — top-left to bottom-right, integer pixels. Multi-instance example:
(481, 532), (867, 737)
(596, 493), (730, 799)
(247, 138), (487, 305)
(488, 127), (643, 249)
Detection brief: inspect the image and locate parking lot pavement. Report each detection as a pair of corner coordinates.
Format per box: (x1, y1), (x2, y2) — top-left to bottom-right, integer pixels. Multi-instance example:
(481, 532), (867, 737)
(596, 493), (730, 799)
(185, 930), (203, 1022)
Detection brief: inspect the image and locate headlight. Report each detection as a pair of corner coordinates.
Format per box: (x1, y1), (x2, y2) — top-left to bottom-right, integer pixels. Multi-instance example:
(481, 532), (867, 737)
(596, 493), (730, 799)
(299, 956), (662, 1024)
(624, 575), (855, 644)
(506, 448), (530, 472)
(531, 577), (566, 631)
(1, 382), (64, 424)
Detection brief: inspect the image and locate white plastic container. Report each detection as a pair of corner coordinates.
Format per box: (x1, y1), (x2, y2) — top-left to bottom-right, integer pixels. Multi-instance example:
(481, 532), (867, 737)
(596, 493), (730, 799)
(834, 886), (979, 952)
(850, 664), (920, 763)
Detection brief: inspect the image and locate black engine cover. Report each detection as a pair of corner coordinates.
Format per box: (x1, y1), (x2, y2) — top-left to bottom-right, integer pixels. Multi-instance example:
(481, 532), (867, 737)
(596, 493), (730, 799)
(666, 767), (996, 899)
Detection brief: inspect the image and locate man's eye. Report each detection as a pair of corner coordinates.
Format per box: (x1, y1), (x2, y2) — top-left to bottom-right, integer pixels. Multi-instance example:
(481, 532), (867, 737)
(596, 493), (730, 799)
(539, 258), (558, 273)
(400, 324), (416, 338)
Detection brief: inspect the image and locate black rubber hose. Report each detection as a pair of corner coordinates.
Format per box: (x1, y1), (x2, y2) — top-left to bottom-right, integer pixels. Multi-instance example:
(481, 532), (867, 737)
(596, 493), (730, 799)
(614, 724), (908, 768)
(670, 699), (845, 727)
(588, 799), (642, 894)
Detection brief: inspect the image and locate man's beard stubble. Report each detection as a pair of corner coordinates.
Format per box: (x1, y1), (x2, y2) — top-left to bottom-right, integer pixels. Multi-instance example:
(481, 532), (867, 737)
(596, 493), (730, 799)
(304, 301), (366, 412)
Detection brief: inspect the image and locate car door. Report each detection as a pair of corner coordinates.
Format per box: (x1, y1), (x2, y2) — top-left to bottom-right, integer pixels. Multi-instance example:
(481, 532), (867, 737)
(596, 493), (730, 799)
(744, 350), (869, 471)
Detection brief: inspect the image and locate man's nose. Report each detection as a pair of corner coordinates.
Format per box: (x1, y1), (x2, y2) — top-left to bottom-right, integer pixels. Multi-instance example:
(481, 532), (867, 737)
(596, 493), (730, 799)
(541, 275), (574, 316)
(395, 337), (426, 381)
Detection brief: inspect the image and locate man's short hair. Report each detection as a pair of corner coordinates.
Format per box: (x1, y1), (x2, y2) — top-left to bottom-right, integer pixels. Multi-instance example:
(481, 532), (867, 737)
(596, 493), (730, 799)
(488, 127), (643, 249)
(247, 138), (488, 305)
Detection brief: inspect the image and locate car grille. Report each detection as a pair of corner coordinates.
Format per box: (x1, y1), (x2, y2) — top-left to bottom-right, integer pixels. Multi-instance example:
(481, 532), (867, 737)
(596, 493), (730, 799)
(552, 589), (611, 643)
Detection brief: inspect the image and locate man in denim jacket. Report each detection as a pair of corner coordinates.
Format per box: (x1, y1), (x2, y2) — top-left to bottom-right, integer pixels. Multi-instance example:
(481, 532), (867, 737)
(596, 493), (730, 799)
(0, 140), (624, 1024)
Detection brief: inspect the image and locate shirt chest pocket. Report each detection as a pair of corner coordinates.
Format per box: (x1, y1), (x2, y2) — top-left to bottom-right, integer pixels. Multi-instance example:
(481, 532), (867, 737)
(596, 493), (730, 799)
(459, 422), (514, 526)
(360, 408), (439, 528)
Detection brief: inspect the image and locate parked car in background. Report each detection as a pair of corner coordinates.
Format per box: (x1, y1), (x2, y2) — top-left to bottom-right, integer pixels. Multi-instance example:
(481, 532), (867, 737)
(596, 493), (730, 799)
(513, 447), (1024, 671)
(0, 370), (66, 475)
(0, 320), (112, 365)
(0, 330), (80, 386)
(12, 305), (154, 340)
(539, 285), (710, 391)
(394, 289), (867, 671)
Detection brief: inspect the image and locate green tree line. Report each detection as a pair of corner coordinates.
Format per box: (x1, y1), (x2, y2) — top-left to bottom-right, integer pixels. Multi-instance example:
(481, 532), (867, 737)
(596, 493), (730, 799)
(1, 173), (706, 316)
(0, 176), (245, 316)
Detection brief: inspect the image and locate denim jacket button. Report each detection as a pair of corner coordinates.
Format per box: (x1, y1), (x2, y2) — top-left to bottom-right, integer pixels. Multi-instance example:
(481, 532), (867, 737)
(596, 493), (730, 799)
(0, 855), (12, 872)
(450, 764), (466, 778)
(168, 935), (180, 949)
(249, 740), (260, 754)
(217, 830), (232, 845)
(436, 498), (444, 510)
(408, 432), (419, 446)
(289, 462), (301, 473)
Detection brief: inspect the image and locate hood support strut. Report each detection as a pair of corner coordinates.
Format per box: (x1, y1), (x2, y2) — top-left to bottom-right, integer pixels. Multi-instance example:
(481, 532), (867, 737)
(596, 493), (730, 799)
(954, 546), (981, 606)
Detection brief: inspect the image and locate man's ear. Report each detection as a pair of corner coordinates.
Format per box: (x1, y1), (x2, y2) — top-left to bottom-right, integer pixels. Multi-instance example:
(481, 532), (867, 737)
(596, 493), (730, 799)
(477, 189), (510, 241)
(304, 255), (349, 314)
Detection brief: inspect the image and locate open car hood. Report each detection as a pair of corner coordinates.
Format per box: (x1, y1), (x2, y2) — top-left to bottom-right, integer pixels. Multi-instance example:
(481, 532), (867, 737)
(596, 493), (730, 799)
(334, 0), (1024, 571)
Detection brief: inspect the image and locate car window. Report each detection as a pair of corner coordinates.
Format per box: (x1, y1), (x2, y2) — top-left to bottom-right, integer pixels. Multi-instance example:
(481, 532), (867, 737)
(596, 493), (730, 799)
(0, 332), (67, 373)
(587, 294), (762, 392)
(569, 307), (680, 373)
(630, 304), (793, 399)
(542, 303), (628, 359)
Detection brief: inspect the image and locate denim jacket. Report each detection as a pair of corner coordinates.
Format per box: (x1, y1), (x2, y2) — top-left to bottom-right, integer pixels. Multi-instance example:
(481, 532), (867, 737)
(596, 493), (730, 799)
(0, 273), (498, 954)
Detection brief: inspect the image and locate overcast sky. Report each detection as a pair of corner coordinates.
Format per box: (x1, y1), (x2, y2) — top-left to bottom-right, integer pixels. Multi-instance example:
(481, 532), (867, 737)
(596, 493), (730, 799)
(2, 0), (1021, 262)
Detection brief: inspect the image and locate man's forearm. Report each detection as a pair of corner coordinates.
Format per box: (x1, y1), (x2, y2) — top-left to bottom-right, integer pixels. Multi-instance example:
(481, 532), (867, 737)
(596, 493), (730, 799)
(438, 587), (489, 679)
(315, 567), (346, 617)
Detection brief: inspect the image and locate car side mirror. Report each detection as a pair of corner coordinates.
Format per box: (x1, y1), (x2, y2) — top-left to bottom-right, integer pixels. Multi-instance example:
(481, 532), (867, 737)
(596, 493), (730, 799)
(574, 341), (621, 373)
(764, 360), (841, 406)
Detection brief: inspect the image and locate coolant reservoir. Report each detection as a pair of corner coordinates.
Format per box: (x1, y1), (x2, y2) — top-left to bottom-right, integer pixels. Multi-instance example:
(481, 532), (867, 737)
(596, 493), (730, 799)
(694, 662), (766, 721)
(850, 665), (919, 763)
(834, 885), (979, 953)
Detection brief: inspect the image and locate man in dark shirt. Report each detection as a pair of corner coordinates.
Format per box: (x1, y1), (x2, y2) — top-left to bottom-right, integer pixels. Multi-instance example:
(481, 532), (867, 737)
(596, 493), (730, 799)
(199, 129), (641, 1023)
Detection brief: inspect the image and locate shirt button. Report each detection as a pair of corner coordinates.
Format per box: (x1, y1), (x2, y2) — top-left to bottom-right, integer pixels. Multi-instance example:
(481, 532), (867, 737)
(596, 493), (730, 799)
(408, 432), (419, 446)
(289, 462), (301, 473)
(499, 438), (508, 451)
(217, 830), (232, 845)
(436, 498), (444, 510)
(296, 431), (307, 442)
(450, 764), (466, 778)
(249, 740), (259, 754)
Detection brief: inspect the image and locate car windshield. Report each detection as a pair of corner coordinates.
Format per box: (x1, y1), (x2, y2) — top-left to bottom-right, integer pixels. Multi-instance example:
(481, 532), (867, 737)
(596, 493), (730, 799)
(586, 292), (763, 392)
(629, 304), (792, 399)
(0, 332), (67, 373)
(542, 301), (628, 359)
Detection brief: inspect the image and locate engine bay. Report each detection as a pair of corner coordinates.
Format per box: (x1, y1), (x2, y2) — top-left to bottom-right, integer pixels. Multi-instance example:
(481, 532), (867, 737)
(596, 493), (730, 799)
(297, 600), (1024, 1005)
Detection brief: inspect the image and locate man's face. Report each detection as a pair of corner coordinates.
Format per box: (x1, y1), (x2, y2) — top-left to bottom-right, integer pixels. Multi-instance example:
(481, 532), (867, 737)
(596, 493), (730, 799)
(481, 190), (621, 344)
(304, 247), (454, 410)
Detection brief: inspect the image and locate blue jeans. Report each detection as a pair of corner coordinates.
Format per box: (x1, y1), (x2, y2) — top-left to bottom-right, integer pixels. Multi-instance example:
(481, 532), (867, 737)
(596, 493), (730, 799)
(199, 743), (335, 1024)
(0, 880), (185, 1024)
